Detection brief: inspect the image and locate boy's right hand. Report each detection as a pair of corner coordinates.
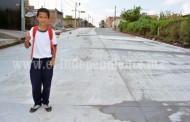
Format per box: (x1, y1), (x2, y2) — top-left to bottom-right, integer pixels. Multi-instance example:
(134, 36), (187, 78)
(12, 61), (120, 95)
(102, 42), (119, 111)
(25, 32), (31, 42)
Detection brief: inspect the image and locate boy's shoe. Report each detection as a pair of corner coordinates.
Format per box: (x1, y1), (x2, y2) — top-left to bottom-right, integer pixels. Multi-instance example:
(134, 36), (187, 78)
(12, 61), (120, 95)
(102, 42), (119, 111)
(30, 105), (41, 113)
(43, 104), (52, 112)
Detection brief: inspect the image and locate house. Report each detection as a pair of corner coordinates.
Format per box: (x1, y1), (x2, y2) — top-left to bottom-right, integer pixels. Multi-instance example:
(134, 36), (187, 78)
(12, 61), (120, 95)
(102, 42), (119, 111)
(24, 0), (34, 11)
(25, 8), (63, 30)
(106, 17), (113, 27)
(106, 16), (122, 28)
(49, 9), (63, 29)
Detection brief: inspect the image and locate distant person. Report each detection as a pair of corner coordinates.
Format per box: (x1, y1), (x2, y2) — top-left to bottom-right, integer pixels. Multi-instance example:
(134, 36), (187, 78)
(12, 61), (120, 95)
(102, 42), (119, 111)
(24, 8), (57, 113)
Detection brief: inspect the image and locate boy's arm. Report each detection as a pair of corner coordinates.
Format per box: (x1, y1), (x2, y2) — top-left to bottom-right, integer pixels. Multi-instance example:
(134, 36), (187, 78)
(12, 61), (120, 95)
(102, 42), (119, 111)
(49, 29), (57, 66)
(24, 32), (31, 49)
(50, 45), (57, 66)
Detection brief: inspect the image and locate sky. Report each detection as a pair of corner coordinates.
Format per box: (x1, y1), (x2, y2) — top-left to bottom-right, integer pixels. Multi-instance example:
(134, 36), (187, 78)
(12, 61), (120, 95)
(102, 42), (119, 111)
(29, 0), (190, 27)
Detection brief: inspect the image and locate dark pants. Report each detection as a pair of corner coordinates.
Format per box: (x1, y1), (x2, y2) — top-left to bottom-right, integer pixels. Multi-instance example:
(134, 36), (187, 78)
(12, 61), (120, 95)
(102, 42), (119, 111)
(30, 58), (53, 105)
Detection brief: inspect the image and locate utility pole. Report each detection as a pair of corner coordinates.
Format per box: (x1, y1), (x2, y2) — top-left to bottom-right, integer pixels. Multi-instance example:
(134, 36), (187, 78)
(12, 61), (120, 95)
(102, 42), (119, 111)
(55, 0), (57, 8)
(38, 0), (39, 8)
(92, 18), (93, 25)
(78, 3), (81, 27)
(78, 10), (81, 27)
(114, 6), (116, 30)
(44, 0), (45, 8)
(79, 10), (85, 27)
(21, 0), (25, 31)
(88, 14), (90, 23)
(75, 2), (77, 28)
(61, 0), (63, 12)
(157, 13), (160, 37)
(74, 2), (81, 28)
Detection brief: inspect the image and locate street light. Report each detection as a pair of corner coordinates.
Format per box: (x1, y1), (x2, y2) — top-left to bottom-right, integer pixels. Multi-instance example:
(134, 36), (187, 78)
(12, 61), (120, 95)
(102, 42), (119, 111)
(88, 14), (91, 23)
(92, 18), (94, 25)
(74, 2), (80, 28)
(78, 10), (85, 27)
(157, 12), (160, 37)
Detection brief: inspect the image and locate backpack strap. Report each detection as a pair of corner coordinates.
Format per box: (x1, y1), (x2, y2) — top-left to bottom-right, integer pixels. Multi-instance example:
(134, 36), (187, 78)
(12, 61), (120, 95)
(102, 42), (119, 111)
(30, 26), (38, 60)
(30, 26), (56, 60)
(48, 28), (56, 58)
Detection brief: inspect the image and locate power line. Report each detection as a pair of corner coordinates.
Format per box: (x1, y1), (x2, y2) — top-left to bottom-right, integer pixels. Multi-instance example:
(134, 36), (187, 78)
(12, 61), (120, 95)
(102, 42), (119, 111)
(64, 0), (75, 8)
(64, 0), (74, 8)
(69, 0), (75, 3)
(65, 0), (75, 5)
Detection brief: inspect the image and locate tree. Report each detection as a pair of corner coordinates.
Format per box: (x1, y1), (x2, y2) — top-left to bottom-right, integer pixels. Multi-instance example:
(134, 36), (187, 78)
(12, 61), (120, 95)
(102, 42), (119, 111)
(121, 6), (141, 22)
(159, 12), (167, 20)
(159, 11), (172, 20)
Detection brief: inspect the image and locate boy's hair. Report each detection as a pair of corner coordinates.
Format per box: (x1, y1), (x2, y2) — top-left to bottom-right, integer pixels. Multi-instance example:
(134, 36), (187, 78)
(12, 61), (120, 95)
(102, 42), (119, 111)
(37, 8), (50, 18)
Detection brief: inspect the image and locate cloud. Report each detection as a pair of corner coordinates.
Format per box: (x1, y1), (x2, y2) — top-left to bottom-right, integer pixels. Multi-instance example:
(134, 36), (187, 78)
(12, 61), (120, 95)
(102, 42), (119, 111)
(164, 0), (184, 5)
(181, 2), (190, 15)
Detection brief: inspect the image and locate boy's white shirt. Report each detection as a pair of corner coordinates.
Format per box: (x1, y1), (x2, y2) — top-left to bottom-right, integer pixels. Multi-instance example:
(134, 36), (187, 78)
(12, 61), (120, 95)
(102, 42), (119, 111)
(29, 27), (57, 59)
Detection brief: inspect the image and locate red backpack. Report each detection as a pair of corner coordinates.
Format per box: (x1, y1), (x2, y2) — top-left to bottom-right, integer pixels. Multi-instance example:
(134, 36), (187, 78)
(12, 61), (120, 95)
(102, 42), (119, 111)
(30, 26), (56, 60)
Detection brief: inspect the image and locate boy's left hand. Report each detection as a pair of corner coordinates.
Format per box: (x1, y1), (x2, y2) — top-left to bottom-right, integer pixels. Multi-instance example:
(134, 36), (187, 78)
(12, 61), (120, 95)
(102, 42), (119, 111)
(49, 58), (55, 67)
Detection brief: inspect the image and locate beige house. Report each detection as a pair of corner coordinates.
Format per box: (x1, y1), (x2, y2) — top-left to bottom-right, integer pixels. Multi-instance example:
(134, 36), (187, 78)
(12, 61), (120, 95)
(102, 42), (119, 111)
(106, 16), (122, 28)
(106, 17), (114, 27)
(112, 18), (122, 29)
(49, 9), (63, 29)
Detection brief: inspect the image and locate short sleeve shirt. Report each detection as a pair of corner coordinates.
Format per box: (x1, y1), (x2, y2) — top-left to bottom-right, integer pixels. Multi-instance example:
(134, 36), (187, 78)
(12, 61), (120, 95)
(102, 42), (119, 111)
(29, 27), (57, 59)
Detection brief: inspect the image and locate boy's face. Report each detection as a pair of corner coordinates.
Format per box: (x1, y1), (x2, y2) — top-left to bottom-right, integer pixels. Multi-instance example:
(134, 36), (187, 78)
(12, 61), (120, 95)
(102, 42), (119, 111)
(36, 12), (49, 26)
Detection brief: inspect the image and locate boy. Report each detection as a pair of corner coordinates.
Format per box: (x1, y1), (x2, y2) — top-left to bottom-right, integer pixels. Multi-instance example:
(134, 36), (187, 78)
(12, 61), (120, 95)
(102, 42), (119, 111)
(24, 8), (57, 113)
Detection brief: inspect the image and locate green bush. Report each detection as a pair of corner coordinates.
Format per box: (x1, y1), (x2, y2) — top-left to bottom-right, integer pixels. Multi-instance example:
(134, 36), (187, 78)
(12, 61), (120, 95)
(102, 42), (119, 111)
(180, 17), (190, 47)
(149, 20), (158, 37)
(138, 16), (152, 36)
(119, 16), (159, 37)
(119, 11), (190, 47)
(159, 19), (184, 44)
(118, 21), (128, 32)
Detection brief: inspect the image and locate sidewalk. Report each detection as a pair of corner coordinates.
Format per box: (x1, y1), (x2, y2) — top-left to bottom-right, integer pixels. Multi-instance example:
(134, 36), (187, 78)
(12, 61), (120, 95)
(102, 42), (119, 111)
(0, 29), (27, 49)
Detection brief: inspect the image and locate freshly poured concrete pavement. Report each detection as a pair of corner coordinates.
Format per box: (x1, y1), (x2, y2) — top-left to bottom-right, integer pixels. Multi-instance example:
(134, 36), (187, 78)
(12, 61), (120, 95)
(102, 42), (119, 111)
(0, 28), (190, 122)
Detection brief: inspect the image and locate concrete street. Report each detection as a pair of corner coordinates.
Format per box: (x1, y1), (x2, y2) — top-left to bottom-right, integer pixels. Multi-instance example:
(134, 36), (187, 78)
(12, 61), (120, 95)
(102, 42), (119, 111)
(0, 28), (190, 122)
